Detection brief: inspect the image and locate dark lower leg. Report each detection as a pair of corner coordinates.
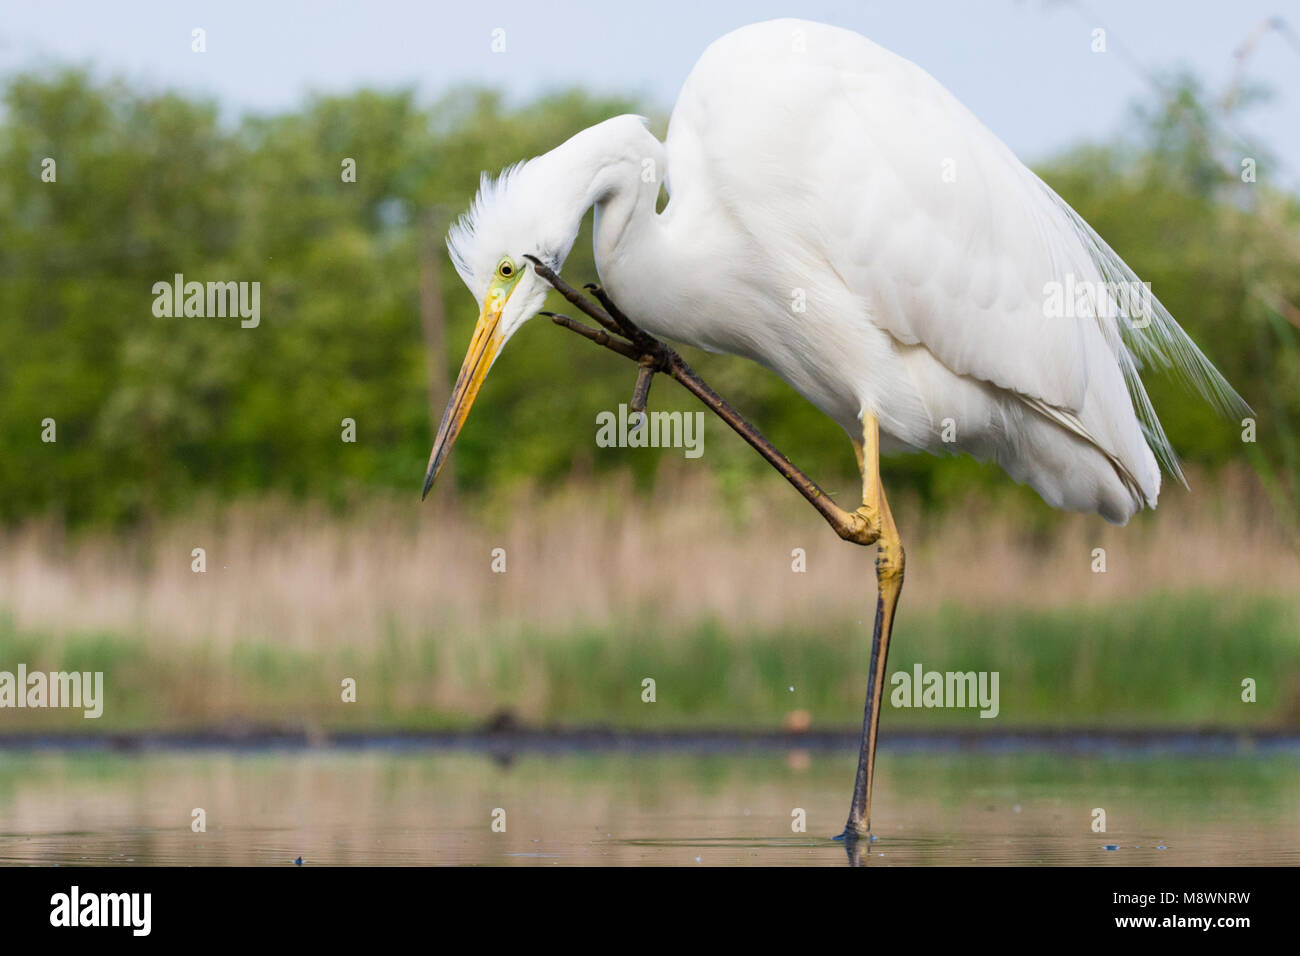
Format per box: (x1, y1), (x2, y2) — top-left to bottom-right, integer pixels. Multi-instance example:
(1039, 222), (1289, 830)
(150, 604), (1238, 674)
(841, 489), (904, 840)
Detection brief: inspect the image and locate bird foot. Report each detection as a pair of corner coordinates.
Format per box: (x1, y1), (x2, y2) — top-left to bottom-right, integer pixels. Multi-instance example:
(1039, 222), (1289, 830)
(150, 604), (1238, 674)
(836, 505), (881, 546)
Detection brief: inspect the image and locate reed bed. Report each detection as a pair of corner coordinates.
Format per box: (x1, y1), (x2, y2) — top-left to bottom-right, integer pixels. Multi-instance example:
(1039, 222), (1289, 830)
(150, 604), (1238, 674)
(0, 467), (1295, 728)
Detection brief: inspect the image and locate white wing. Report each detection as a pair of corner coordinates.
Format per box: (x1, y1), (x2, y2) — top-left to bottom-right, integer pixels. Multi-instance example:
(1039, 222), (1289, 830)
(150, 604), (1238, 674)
(673, 20), (1247, 501)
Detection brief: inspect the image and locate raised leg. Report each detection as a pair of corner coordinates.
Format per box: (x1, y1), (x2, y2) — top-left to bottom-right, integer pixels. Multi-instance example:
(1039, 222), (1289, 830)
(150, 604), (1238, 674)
(839, 413), (906, 847)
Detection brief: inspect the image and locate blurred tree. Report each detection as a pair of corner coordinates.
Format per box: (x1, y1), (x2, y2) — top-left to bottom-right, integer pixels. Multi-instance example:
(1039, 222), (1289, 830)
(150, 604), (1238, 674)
(0, 69), (1293, 528)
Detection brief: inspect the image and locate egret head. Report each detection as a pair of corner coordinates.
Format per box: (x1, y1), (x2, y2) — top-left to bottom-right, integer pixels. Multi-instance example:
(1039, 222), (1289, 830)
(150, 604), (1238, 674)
(421, 115), (658, 497)
(421, 161), (581, 498)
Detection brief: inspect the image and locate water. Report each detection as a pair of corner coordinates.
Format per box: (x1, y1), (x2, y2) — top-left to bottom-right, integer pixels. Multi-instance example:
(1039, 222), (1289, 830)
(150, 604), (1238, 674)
(0, 747), (1295, 865)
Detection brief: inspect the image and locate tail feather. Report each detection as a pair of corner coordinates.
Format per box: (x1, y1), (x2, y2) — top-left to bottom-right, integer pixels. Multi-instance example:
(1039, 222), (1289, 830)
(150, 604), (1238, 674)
(1032, 177), (1252, 486)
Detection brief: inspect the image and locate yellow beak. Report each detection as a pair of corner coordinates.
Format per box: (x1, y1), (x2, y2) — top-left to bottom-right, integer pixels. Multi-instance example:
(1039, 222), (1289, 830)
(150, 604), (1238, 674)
(421, 289), (507, 498)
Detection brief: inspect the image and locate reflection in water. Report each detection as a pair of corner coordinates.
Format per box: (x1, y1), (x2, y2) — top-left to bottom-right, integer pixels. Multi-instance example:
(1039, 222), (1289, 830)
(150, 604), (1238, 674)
(0, 749), (1295, 866)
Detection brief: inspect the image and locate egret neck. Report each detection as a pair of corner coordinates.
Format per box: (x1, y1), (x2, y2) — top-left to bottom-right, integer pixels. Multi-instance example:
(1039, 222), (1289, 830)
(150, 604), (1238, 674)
(423, 115), (667, 497)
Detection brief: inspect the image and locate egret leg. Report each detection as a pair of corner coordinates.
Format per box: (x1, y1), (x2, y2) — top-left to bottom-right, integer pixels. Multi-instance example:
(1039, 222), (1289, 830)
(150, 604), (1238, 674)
(840, 414), (905, 845)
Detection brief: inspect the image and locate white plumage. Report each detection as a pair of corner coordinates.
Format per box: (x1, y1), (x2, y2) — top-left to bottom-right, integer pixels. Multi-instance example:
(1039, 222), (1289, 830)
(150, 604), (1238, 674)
(442, 18), (1246, 524)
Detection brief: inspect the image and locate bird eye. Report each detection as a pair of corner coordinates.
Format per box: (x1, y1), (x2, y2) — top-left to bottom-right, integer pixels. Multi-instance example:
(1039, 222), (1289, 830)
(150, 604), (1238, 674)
(496, 258), (515, 279)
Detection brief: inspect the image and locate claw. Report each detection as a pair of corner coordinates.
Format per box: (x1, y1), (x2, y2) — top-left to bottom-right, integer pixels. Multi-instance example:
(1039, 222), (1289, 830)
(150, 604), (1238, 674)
(631, 363), (655, 415)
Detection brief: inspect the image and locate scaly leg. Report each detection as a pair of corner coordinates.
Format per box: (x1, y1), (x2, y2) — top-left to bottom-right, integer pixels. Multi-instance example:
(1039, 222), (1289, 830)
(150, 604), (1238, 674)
(840, 413), (906, 847)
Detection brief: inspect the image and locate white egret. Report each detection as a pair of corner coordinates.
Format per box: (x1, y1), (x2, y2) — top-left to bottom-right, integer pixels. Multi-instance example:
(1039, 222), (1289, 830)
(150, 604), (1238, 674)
(422, 18), (1247, 842)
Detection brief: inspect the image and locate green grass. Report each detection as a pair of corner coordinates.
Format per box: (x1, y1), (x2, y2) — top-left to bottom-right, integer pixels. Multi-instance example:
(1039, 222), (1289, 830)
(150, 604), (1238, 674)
(0, 592), (1295, 731)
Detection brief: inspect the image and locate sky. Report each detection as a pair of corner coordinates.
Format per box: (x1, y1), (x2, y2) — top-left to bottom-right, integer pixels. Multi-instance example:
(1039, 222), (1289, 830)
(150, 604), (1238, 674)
(1, 0), (1296, 170)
